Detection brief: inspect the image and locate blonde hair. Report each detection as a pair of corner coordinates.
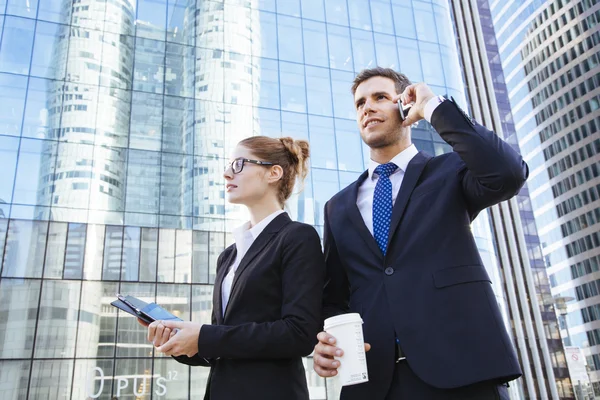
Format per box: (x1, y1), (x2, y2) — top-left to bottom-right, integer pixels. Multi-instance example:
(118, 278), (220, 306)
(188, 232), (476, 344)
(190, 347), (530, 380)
(238, 136), (310, 206)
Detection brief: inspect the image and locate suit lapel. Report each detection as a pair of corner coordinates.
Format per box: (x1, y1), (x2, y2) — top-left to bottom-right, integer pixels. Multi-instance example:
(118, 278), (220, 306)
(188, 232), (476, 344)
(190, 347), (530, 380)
(213, 247), (237, 325)
(346, 170), (384, 261)
(387, 151), (432, 249)
(223, 213), (292, 320)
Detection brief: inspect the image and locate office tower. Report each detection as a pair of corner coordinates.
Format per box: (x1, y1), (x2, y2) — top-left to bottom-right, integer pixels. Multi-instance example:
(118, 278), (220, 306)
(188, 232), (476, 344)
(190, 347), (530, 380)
(487, 0), (600, 397)
(450, 1), (573, 398)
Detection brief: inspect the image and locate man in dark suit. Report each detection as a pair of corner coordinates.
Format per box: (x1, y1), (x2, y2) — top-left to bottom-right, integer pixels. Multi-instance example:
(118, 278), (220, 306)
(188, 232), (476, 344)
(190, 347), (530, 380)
(313, 67), (526, 399)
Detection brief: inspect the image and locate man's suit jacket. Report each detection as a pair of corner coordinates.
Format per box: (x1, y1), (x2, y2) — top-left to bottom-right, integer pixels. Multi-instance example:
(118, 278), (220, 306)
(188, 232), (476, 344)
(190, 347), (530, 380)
(175, 213), (325, 400)
(323, 99), (527, 400)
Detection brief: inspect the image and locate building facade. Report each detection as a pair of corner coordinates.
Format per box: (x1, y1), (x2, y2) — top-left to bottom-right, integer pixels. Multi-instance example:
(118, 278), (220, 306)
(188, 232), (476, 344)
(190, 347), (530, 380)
(453, 0), (575, 398)
(488, 0), (600, 396)
(0, 0), (556, 399)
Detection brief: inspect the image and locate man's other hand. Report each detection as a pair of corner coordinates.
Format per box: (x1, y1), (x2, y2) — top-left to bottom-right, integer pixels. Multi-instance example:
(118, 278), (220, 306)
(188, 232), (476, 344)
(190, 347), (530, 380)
(312, 331), (371, 378)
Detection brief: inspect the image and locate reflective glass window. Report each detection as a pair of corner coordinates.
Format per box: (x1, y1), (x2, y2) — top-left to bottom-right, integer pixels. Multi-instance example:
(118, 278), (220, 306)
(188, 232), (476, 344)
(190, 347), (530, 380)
(83, 224), (104, 280)
(158, 228), (175, 282)
(397, 37), (424, 82)
(129, 92), (163, 151)
(257, 11), (278, 59)
(301, 0), (325, 21)
(256, 0), (276, 12)
(0, 135), (19, 203)
(165, 43), (194, 97)
(103, 226), (123, 280)
(121, 226), (141, 281)
(0, 73), (27, 136)
(277, 0), (300, 17)
(175, 229), (192, 283)
(0, 360), (30, 397)
(281, 111), (309, 140)
(163, 95), (190, 154)
(208, 232), (225, 283)
(0, 16), (35, 73)
(167, 0), (189, 44)
(37, 0), (67, 24)
(306, 65), (333, 117)
(278, 15), (304, 63)
(279, 62), (306, 113)
(433, 3), (454, 48)
(63, 222), (85, 279)
(34, 280), (81, 358)
(192, 231), (209, 283)
(325, 0), (349, 26)
(30, 21), (67, 79)
(335, 118), (364, 172)
(0, 279), (41, 357)
(112, 358), (155, 396)
(6, 0), (37, 18)
(351, 28), (376, 71)
(140, 227), (158, 281)
(392, 4), (416, 39)
(153, 357), (191, 398)
(370, 0), (394, 34)
(312, 169), (340, 226)
(3, 220), (48, 278)
(308, 116), (337, 169)
(257, 107), (282, 137)
(21, 77), (52, 138)
(72, 359), (115, 399)
(348, 0), (372, 30)
(43, 221), (68, 278)
(126, 149), (161, 214)
(419, 42), (445, 86)
(374, 33), (399, 69)
(328, 24), (354, 72)
(255, 57), (280, 109)
(302, 20), (329, 68)
(133, 37), (166, 94)
(0, 219), (7, 266)
(136, 0), (167, 40)
(413, 1), (438, 43)
(330, 70), (356, 120)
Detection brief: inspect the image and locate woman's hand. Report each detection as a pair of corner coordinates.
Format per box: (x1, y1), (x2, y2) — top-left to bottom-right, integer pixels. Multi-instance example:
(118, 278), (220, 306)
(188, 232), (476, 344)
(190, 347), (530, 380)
(153, 321), (202, 358)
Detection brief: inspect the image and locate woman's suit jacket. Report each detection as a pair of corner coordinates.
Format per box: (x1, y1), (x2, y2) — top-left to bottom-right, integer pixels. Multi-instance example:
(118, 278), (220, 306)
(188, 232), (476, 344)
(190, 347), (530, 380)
(175, 213), (325, 400)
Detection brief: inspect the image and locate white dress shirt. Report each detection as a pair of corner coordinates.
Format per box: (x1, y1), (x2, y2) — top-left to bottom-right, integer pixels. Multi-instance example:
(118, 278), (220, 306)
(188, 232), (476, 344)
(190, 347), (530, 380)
(221, 209), (286, 316)
(356, 96), (445, 234)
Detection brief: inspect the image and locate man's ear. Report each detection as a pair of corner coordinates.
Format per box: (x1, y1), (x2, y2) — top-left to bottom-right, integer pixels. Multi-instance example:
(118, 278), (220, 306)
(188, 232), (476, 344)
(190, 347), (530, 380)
(267, 165), (284, 184)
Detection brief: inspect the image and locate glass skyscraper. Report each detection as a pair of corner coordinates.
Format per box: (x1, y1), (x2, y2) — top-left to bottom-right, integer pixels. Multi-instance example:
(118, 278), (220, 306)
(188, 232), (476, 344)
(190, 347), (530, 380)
(488, 0), (600, 396)
(0, 0), (540, 399)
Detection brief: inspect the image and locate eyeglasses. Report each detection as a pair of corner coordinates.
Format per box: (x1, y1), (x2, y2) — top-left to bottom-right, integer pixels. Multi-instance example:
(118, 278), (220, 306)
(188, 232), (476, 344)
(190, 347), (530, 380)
(226, 158), (275, 174)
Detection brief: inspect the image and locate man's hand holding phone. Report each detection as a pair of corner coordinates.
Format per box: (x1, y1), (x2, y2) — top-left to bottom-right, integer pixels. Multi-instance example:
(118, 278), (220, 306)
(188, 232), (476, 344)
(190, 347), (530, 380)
(394, 82), (437, 127)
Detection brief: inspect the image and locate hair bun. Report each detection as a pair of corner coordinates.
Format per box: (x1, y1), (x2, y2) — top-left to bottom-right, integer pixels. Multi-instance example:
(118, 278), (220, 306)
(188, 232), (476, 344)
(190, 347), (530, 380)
(279, 137), (310, 162)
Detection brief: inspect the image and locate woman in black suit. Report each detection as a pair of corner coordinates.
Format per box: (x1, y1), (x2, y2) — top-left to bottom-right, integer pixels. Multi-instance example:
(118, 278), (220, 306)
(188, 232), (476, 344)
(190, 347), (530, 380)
(145, 136), (325, 400)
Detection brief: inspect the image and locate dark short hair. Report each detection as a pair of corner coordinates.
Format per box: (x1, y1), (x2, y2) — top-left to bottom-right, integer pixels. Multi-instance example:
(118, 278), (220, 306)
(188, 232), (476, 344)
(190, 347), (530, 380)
(351, 67), (412, 95)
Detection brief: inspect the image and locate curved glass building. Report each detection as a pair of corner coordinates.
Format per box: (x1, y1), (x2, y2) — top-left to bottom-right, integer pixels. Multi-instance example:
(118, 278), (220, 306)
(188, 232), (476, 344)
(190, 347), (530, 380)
(489, 0), (600, 396)
(0, 0), (556, 398)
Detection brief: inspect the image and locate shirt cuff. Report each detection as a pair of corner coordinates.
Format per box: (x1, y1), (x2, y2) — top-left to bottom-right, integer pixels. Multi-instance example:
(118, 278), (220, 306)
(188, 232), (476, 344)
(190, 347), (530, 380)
(424, 95), (446, 123)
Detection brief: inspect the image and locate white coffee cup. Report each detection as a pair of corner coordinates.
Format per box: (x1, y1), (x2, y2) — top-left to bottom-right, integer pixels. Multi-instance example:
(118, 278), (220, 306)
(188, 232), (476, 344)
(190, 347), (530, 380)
(323, 313), (369, 386)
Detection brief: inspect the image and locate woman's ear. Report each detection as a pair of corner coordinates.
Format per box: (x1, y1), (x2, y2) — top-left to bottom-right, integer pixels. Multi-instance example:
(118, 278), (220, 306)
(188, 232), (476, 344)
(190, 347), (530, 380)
(267, 165), (284, 184)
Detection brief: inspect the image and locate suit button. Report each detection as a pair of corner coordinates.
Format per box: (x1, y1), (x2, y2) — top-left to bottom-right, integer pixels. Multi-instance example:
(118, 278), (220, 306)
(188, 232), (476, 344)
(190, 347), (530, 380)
(385, 267), (394, 276)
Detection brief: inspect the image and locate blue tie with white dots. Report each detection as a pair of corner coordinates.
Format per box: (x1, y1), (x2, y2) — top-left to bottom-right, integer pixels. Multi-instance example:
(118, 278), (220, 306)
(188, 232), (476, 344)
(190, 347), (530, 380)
(373, 162), (398, 256)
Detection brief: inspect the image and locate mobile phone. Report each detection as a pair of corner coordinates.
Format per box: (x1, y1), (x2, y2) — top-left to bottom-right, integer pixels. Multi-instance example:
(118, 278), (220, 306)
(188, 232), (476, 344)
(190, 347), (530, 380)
(140, 303), (182, 322)
(398, 102), (412, 122)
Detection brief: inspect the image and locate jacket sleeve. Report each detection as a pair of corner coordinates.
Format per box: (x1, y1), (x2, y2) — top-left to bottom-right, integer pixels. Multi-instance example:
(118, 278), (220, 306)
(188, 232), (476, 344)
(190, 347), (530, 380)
(431, 99), (529, 215)
(194, 224), (325, 360)
(322, 201), (350, 320)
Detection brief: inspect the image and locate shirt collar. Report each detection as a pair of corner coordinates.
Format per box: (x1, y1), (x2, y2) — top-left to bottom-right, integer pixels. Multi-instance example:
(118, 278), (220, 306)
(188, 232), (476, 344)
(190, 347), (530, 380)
(368, 144), (419, 180)
(232, 209), (286, 247)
